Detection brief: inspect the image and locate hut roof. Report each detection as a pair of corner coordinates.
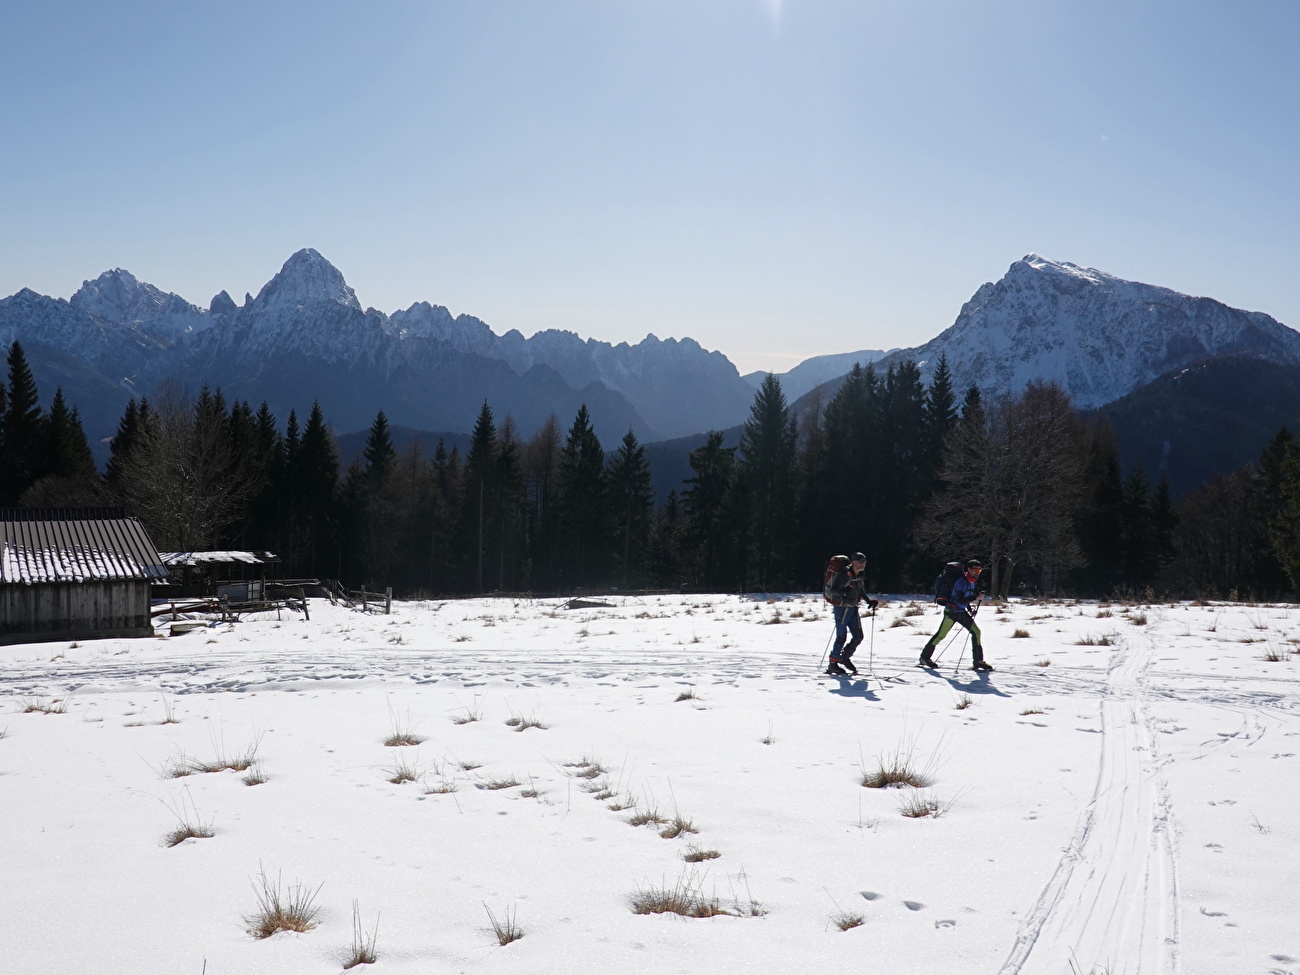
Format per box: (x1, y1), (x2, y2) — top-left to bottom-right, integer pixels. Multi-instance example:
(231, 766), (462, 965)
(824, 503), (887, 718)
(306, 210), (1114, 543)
(160, 551), (280, 568)
(0, 508), (169, 585)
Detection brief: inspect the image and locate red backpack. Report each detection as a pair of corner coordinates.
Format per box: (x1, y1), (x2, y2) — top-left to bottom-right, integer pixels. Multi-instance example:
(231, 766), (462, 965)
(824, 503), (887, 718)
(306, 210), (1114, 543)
(823, 555), (851, 605)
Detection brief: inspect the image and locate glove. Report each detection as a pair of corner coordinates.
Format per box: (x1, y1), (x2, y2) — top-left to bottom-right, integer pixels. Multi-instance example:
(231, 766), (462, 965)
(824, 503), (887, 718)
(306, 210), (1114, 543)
(867, 598), (879, 611)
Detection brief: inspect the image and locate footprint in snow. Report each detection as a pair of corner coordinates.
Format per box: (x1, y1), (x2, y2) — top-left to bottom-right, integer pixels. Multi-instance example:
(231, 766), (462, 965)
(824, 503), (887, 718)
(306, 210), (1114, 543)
(1076, 727), (1103, 734)
(1273, 753), (1295, 759)
(1272, 955), (1297, 963)
(903, 901), (924, 911)
(934, 919), (955, 929)
(1199, 907), (1227, 917)
(859, 891), (879, 901)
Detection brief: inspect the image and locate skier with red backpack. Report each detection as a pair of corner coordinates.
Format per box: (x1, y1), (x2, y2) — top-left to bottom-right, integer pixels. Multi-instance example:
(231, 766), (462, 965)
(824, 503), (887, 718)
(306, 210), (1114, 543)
(823, 552), (879, 676)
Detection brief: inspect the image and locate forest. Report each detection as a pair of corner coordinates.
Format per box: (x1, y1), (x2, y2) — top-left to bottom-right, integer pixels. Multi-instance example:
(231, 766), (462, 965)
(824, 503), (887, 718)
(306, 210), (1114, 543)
(2, 339), (1298, 600)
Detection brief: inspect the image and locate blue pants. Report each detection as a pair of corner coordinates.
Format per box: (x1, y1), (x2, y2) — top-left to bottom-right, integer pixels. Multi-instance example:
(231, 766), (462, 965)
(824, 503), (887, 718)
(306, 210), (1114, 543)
(832, 605), (864, 659)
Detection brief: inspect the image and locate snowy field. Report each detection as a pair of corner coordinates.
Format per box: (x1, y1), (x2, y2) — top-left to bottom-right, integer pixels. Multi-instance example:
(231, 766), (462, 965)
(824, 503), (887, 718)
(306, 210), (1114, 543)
(2, 593), (1298, 975)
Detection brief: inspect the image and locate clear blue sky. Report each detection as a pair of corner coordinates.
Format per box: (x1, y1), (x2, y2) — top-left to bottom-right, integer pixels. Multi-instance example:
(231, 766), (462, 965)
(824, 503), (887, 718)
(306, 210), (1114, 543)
(2, 0), (1297, 374)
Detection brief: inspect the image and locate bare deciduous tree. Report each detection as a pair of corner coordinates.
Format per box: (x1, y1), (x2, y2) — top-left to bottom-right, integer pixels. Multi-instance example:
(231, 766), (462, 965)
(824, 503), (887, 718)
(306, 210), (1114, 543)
(113, 383), (262, 550)
(919, 381), (1086, 597)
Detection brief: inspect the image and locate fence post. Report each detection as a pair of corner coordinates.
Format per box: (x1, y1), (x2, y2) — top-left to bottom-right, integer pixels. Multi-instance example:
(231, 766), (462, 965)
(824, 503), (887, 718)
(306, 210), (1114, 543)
(362, 587), (368, 613)
(385, 587), (392, 614)
(300, 585), (309, 621)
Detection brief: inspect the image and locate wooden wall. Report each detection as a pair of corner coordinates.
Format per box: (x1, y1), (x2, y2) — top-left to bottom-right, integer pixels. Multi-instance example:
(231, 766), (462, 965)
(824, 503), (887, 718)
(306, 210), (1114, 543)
(0, 581), (153, 644)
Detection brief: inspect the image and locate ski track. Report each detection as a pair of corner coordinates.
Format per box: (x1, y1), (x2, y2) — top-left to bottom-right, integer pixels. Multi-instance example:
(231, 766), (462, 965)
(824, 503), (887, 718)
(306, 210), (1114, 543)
(999, 611), (1181, 975)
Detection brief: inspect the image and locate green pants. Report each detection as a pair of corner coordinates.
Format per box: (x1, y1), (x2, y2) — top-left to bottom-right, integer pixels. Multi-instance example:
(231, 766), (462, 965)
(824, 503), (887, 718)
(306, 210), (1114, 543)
(924, 606), (981, 650)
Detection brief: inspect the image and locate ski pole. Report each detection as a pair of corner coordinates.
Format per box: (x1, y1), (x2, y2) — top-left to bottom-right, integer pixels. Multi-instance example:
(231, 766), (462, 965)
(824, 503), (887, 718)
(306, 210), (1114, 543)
(868, 607), (876, 673)
(817, 620), (836, 672)
(951, 632), (971, 676)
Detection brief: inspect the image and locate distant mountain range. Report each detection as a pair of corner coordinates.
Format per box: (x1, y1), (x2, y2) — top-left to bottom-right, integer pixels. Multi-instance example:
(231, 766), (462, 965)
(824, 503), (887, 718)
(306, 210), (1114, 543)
(0, 249), (758, 446)
(5, 251), (1300, 498)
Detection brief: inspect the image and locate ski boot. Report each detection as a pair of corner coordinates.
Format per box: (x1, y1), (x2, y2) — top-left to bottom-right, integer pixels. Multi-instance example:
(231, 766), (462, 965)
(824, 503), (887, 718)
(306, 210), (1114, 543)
(918, 644), (938, 669)
(826, 657), (848, 676)
(840, 654), (858, 675)
(970, 647), (994, 672)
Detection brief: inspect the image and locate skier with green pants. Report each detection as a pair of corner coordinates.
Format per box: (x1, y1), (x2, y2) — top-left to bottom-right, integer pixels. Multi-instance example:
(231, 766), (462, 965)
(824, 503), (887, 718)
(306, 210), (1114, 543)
(920, 559), (992, 671)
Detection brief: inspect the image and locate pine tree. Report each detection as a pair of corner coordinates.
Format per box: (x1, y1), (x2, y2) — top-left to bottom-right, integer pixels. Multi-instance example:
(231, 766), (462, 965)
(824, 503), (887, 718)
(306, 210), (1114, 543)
(460, 402), (498, 592)
(296, 402), (341, 578)
(1, 341), (47, 504)
(557, 405), (608, 588)
(682, 430), (737, 590)
(736, 375), (797, 590)
(363, 410), (397, 488)
(607, 430), (654, 588)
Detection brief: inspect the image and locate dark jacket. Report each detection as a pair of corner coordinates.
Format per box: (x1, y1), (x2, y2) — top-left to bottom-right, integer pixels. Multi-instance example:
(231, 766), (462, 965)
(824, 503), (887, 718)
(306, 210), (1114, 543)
(828, 566), (868, 607)
(942, 573), (981, 609)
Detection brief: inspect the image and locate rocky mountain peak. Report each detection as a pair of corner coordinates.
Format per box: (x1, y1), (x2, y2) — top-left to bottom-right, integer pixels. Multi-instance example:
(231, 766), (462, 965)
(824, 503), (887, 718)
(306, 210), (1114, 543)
(252, 248), (360, 312)
(70, 268), (186, 324)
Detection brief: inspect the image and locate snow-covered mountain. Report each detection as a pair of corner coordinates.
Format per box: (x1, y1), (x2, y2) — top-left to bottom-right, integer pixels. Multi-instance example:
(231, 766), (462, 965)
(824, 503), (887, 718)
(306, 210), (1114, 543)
(865, 255), (1300, 408)
(0, 249), (757, 445)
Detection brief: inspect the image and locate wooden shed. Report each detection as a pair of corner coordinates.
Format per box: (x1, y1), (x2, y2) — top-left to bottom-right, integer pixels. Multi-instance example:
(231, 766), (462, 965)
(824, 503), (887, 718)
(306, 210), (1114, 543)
(0, 507), (169, 645)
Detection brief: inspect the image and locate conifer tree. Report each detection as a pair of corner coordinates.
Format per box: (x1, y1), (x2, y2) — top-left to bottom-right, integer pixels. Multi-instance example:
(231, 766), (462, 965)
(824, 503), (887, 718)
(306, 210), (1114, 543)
(461, 402), (498, 592)
(1, 341), (47, 504)
(296, 402), (341, 577)
(608, 430), (654, 588)
(363, 410), (397, 488)
(682, 430), (737, 590)
(557, 405), (607, 587)
(736, 375), (797, 590)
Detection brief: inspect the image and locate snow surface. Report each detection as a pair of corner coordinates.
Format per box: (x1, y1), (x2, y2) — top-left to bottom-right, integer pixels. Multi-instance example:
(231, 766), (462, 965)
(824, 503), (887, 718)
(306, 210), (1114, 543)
(2, 594), (1297, 974)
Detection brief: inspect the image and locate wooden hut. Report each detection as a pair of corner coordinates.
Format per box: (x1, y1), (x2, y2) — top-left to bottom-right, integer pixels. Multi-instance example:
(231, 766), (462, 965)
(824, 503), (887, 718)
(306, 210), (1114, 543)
(0, 507), (168, 645)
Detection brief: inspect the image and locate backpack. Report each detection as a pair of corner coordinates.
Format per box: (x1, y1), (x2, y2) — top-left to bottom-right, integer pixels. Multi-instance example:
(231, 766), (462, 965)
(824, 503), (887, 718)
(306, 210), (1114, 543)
(933, 562), (964, 603)
(823, 555), (852, 605)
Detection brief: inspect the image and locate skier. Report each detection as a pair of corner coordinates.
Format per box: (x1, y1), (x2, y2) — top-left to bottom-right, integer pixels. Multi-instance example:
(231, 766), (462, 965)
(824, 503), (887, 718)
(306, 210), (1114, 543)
(920, 558), (992, 671)
(825, 552), (879, 676)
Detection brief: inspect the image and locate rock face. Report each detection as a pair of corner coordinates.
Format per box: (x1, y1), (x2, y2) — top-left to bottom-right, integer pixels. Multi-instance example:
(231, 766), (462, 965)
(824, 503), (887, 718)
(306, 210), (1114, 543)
(870, 255), (1300, 408)
(0, 249), (757, 445)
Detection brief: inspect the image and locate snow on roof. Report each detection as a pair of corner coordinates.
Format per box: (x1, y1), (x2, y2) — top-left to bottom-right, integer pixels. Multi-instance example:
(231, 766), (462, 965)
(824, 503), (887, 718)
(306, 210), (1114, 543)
(159, 551), (279, 567)
(0, 509), (168, 585)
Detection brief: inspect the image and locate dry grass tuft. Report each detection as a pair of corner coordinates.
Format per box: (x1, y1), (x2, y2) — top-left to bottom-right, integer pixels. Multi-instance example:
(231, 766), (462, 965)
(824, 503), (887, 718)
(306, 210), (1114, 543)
(860, 738), (937, 789)
(1130, 612), (1148, 626)
(383, 707), (426, 747)
(484, 903), (523, 945)
(505, 713), (547, 732)
(342, 900), (379, 968)
(627, 804), (670, 827)
(889, 617), (913, 628)
(631, 876), (729, 918)
(675, 688), (699, 702)
(162, 793), (216, 847)
(683, 845), (721, 862)
(1033, 659), (1052, 667)
(904, 604), (925, 617)
(243, 767), (268, 786)
(20, 697), (67, 714)
(385, 754), (421, 785)
(1261, 646), (1287, 662)
(1011, 628), (1031, 639)
(245, 867), (323, 939)
(189, 734), (264, 774)
(898, 790), (952, 819)
(953, 694), (973, 710)
(480, 776), (521, 791)
(832, 910), (865, 931)
(659, 815), (699, 839)
(452, 696), (483, 724)
(1020, 708), (1046, 715)
(158, 696), (180, 725)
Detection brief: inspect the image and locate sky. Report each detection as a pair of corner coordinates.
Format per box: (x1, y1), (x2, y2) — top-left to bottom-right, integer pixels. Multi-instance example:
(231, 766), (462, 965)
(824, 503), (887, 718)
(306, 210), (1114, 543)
(2, 0), (1298, 375)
